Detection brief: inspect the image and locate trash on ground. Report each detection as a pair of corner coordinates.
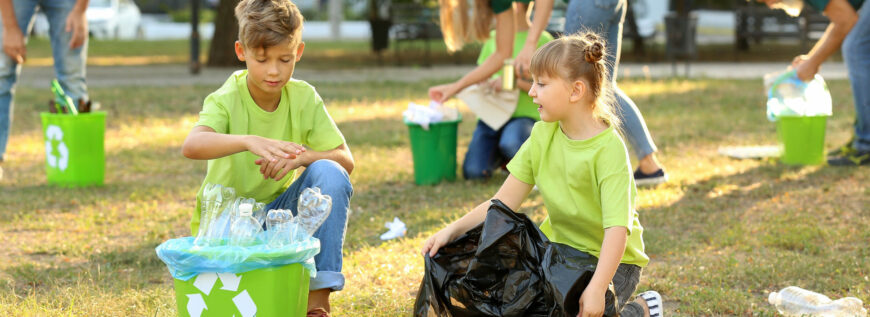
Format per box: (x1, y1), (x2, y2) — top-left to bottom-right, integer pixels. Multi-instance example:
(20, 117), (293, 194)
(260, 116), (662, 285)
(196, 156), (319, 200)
(379, 217), (407, 240)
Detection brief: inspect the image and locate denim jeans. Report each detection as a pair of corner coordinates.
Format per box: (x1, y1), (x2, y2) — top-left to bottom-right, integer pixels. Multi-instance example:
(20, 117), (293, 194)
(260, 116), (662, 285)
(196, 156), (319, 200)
(843, 3), (870, 152)
(0, 0), (88, 161)
(609, 263), (645, 317)
(463, 117), (535, 179)
(564, 0), (658, 160)
(265, 160), (353, 291)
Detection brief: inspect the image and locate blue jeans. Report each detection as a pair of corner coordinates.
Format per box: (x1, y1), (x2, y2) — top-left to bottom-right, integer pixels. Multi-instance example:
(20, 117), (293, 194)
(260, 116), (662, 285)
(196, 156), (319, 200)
(463, 118), (535, 179)
(0, 0), (88, 161)
(265, 160), (353, 291)
(564, 0), (657, 160)
(844, 3), (870, 152)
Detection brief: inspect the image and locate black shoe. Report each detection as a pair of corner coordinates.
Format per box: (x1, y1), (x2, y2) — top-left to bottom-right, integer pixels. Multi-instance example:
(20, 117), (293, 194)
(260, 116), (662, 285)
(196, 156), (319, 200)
(827, 150), (870, 166)
(828, 137), (856, 157)
(634, 168), (668, 186)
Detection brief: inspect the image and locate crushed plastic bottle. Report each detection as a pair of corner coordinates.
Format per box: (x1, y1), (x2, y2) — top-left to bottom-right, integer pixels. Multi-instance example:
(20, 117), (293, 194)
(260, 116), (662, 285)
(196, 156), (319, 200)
(293, 187), (332, 236)
(194, 183), (236, 247)
(229, 203), (263, 246)
(768, 286), (868, 317)
(266, 209), (295, 248)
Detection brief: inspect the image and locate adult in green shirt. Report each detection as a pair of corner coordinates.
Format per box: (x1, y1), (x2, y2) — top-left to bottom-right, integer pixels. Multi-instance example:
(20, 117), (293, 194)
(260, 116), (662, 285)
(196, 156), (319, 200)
(463, 3), (555, 179)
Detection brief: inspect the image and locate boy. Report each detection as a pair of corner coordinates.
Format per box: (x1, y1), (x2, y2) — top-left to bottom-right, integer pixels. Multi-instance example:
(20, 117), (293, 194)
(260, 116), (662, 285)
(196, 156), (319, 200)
(181, 0), (353, 315)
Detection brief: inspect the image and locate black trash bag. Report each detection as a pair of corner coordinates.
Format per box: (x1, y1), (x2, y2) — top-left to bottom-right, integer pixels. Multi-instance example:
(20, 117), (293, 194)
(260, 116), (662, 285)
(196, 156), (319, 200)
(414, 199), (618, 317)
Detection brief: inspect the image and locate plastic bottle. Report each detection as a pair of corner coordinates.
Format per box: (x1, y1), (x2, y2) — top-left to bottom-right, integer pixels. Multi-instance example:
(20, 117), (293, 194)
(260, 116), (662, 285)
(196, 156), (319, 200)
(229, 203), (262, 246)
(265, 209), (294, 248)
(768, 286), (867, 317)
(293, 187), (332, 236)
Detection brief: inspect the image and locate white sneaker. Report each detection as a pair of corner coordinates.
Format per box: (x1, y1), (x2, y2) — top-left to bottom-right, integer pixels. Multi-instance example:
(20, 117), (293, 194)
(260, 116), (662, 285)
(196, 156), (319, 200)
(638, 290), (664, 317)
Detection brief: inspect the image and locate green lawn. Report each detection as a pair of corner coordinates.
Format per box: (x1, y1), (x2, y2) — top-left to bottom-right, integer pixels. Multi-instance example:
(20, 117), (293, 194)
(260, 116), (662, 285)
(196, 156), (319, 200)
(0, 78), (867, 316)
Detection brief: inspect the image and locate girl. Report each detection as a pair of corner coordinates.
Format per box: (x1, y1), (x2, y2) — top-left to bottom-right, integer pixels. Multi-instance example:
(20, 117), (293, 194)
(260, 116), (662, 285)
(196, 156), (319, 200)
(421, 33), (664, 317)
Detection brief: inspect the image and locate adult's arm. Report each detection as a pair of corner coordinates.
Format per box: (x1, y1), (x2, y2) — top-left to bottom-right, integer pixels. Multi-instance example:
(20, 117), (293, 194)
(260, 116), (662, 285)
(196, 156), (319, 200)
(514, 0), (554, 78)
(66, 0), (89, 49)
(0, 0), (25, 63)
(429, 10), (516, 103)
(794, 0), (858, 80)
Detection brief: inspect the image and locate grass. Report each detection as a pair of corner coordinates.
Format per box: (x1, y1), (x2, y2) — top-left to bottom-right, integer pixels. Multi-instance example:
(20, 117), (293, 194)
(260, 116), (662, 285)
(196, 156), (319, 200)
(0, 77), (867, 316)
(20, 36), (839, 68)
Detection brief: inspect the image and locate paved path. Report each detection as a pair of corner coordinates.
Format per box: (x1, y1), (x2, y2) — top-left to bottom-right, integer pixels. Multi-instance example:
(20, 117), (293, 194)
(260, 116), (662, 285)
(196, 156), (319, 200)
(16, 62), (849, 88)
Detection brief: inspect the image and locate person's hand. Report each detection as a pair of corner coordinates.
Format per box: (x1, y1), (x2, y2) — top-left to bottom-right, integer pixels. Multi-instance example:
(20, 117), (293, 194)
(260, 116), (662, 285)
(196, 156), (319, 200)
(421, 226), (457, 257)
(65, 7), (87, 49)
(514, 44), (536, 81)
(2, 27), (26, 64)
(485, 77), (502, 93)
(244, 136), (305, 163)
(428, 82), (460, 104)
(255, 156), (303, 180)
(577, 287), (606, 317)
(791, 55), (819, 82)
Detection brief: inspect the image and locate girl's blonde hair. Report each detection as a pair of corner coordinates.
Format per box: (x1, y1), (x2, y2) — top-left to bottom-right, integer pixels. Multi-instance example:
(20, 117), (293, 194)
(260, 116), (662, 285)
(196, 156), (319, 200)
(438, 0), (493, 52)
(530, 32), (620, 129)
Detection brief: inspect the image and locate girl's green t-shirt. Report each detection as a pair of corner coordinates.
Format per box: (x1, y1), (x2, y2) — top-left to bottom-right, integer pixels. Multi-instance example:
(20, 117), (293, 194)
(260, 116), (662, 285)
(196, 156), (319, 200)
(507, 121), (649, 267)
(190, 70), (345, 234)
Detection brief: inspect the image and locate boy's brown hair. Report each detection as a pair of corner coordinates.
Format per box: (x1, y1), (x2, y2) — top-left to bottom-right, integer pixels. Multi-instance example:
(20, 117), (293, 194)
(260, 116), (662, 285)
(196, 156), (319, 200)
(235, 0), (304, 48)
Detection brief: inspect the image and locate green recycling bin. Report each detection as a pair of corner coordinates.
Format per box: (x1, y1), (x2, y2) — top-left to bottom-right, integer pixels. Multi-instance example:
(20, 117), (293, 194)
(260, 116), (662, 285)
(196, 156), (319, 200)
(776, 115), (827, 165)
(405, 115), (462, 185)
(173, 263), (309, 317)
(40, 112), (106, 186)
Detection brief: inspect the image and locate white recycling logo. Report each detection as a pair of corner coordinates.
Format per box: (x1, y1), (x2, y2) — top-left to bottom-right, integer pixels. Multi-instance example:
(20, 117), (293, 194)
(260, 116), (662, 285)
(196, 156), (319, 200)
(187, 272), (257, 317)
(44, 125), (69, 171)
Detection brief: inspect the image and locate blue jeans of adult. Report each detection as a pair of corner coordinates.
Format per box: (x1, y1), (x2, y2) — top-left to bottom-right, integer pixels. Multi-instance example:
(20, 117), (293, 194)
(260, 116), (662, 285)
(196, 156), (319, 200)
(844, 3), (870, 152)
(0, 0), (88, 161)
(265, 160), (353, 291)
(463, 117), (535, 179)
(564, 0), (657, 160)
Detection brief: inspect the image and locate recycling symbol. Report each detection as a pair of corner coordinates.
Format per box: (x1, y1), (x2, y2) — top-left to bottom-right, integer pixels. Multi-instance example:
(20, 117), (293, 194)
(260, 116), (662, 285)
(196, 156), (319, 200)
(44, 125), (69, 171)
(186, 272), (257, 317)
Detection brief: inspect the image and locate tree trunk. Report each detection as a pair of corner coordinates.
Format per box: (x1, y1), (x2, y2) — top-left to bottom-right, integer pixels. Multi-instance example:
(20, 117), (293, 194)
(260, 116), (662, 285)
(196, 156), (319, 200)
(207, 0), (244, 67)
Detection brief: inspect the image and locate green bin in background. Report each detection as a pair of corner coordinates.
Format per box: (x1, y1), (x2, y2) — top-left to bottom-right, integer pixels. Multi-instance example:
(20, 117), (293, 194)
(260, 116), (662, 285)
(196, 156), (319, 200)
(173, 263), (309, 317)
(405, 115), (461, 185)
(40, 112), (106, 186)
(776, 115), (827, 165)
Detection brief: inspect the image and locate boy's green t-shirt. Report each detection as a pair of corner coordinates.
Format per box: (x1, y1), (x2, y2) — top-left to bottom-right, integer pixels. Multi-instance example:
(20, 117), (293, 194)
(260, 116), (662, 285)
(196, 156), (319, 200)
(190, 70), (345, 234)
(507, 121), (649, 267)
(477, 30), (554, 121)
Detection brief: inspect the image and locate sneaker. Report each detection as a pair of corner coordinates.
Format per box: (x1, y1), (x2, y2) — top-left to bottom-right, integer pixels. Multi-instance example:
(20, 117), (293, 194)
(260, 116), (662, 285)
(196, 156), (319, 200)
(307, 308), (330, 317)
(828, 137), (856, 157)
(634, 168), (668, 186)
(638, 290), (664, 317)
(827, 150), (870, 166)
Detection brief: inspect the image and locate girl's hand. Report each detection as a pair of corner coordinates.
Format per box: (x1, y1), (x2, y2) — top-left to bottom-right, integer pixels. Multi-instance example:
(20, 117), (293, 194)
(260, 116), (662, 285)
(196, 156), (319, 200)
(421, 226), (456, 257)
(428, 82), (460, 104)
(486, 77), (502, 92)
(577, 287), (606, 317)
(245, 136), (305, 163)
(514, 44), (535, 81)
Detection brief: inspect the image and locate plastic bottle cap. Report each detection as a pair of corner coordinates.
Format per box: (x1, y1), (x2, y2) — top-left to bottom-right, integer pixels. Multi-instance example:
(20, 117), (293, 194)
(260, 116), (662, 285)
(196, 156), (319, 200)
(768, 292), (779, 305)
(239, 203), (253, 217)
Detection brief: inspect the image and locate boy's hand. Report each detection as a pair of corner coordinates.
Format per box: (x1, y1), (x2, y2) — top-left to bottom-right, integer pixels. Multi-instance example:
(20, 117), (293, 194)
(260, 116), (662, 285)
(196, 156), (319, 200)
(245, 136), (305, 163)
(577, 286), (606, 317)
(255, 156), (304, 181)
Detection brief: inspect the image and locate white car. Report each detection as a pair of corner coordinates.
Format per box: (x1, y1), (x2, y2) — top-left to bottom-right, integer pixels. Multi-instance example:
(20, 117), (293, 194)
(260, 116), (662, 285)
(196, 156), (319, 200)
(32, 0), (143, 40)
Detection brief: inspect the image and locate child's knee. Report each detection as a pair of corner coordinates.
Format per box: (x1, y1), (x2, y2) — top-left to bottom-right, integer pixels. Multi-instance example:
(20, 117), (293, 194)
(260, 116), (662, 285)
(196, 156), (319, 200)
(306, 160), (352, 194)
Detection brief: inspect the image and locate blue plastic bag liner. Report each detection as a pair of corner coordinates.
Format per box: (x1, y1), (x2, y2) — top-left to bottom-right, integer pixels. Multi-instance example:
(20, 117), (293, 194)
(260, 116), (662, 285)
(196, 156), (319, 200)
(156, 233), (320, 281)
(765, 69), (832, 121)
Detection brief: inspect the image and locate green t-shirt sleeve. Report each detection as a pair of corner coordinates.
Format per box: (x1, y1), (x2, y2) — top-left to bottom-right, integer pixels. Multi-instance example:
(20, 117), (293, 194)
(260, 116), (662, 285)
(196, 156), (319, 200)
(302, 89), (346, 152)
(597, 151), (634, 233)
(506, 124), (537, 184)
(196, 93), (229, 133)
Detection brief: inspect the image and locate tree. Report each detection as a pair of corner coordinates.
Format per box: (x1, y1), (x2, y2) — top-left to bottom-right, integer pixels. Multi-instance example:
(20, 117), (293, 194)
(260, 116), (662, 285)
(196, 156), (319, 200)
(208, 0), (244, 67)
